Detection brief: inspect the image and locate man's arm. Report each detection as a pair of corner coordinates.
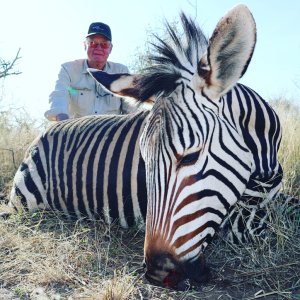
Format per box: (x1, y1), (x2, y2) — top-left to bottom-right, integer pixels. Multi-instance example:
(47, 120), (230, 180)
(55, 113), (69, 121)
(44, 65), (71, 121)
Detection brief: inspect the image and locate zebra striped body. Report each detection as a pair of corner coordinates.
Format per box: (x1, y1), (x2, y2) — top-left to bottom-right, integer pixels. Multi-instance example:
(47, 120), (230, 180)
(218, 84), (282, 243)
(10, 83), (281, 234)
(86, 5), (284, 287)
(10, 4), (286, 289)
(10, 112), (148, 227)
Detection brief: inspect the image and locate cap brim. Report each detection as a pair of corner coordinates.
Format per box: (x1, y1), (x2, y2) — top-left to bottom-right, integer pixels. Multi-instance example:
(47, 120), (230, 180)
(86, 32), (111, 41)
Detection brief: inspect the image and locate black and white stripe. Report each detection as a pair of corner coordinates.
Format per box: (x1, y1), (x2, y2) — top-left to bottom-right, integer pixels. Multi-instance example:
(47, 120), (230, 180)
(9, 5), (291, 287)
(10, 112), (148, 227)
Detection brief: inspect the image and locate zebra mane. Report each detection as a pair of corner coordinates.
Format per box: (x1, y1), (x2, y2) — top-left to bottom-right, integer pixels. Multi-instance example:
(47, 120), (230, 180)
(137, 13), (208, 101)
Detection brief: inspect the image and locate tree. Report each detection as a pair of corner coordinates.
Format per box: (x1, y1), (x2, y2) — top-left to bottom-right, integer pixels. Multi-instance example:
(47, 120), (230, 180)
(0, 49), (22, 79)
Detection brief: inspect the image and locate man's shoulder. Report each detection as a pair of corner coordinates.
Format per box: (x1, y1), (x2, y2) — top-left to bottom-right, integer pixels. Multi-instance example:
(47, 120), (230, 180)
(106, 61), (129, 73)
(61, 59), (87, 71)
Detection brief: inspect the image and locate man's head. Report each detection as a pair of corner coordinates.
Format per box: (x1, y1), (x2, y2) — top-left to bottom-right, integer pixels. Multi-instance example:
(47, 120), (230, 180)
(85, 22), (113, 69)
(86, 22), (112, 41)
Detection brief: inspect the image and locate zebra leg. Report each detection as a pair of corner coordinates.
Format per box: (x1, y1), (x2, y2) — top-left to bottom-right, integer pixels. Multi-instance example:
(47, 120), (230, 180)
(9, 146), (50, 212)
(220, 193), (299, 244)
(220, 195), (271, 243)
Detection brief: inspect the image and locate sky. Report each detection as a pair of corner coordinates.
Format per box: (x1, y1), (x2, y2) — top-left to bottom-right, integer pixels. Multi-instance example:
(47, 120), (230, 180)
(0, 0), (300, 121)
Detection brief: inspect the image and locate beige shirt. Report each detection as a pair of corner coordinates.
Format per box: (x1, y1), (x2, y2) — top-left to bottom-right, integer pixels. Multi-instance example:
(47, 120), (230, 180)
(45, 59), (134, 121)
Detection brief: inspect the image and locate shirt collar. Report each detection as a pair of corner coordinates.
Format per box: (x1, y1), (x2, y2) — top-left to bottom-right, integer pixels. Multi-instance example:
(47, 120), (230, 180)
(83, 59), (109, 73)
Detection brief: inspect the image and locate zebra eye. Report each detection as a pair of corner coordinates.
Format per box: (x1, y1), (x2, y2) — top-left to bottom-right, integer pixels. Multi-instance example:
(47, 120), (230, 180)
(179, 150), (200, 167)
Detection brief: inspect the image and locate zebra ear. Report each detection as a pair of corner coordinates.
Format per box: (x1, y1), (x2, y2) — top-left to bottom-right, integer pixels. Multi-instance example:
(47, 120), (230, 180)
(194, 4), (256, 100)
(87, 69), (142, 99)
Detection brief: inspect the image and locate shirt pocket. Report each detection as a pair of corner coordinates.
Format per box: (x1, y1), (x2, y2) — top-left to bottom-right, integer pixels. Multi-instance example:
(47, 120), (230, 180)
(69, 87), (94, 116)
(101, 95), (122, 115)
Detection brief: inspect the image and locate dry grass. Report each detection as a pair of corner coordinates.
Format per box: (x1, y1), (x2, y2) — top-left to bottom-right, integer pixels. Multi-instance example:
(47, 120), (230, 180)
(0, 108), (44, 194)
(0, 211), (147, 299)
(272, 99), (300, 198)
(0, 100), (299, 299)
(208, 197), (300, 298)
(0, 200), (299, 299)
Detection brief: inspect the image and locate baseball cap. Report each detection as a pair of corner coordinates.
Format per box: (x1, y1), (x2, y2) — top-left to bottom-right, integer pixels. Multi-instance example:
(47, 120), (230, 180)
(86, 22), (112, 41)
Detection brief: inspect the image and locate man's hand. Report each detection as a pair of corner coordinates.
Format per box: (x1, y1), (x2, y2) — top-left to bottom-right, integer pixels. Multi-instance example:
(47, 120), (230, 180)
(55, 113), (69, 121)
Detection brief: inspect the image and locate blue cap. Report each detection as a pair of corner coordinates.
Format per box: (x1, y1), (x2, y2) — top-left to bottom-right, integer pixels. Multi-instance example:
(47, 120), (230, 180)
(86, 22), (112, 41)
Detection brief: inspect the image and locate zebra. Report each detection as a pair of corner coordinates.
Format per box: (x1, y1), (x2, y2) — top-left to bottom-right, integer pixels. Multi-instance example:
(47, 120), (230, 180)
(8, 4), (287, 288)
(86, 4), (286, 287)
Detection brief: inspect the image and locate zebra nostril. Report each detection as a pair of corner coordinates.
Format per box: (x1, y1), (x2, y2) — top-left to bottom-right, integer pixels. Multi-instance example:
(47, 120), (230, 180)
(163, 269), (182, 288)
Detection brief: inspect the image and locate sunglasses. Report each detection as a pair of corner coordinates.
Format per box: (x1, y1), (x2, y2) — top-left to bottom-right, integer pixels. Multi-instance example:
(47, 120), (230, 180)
(87, 40), (111, 49)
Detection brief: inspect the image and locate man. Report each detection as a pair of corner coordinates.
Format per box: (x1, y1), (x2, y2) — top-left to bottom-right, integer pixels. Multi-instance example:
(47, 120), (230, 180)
(45, 22), (133, 121)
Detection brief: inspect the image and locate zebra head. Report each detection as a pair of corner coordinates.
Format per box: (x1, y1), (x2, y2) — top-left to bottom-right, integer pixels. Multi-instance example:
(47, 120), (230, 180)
(89, 4), (256, 288)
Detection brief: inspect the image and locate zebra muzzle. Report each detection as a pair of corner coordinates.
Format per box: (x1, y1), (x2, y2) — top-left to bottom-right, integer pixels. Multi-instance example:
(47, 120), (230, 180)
(143, 252), (184, 288)
(144, 252), (210, 289)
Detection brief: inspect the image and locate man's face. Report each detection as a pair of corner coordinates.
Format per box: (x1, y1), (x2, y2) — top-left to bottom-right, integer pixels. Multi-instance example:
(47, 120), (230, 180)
(85, 34), (112, 65)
